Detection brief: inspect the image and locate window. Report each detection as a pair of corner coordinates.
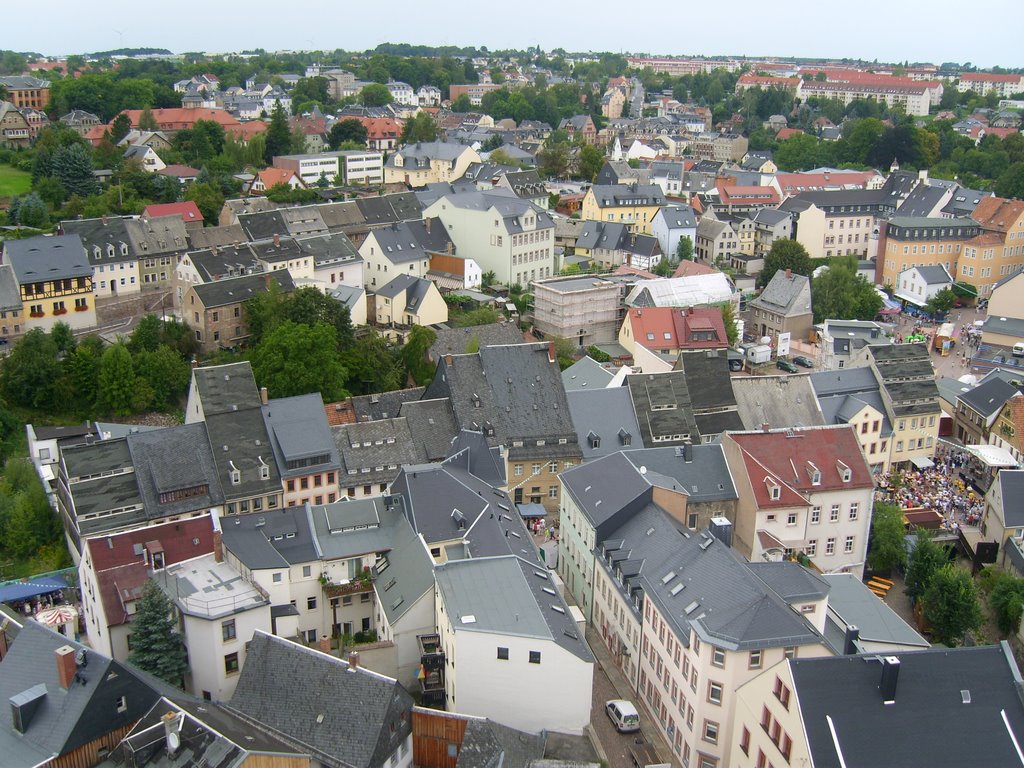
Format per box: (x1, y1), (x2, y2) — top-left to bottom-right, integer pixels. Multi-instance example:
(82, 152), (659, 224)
(497, 647), (509, 660)
(740, 726), (751, 756)
(514, 464), (523, 476)
(844, 535), (855, 554)
(849, 502), (859, 520)
(529, 650), (541, 664)
(826, 537), (836, 555)
(811, 506), (820, 524)
(829, 504), (840, 522)
(806, 539), (817, 556)
(707, 681), (723, 705)
(224, 652), (239, 674)
(116, 695), (127, 713)
(712, 647), (725, 667)
(773, 676), (791, 709)
(307, 596), (317, 610)
(749, 649), (762, 669)
(272, 572), (282, 583)
(303, 565), (312, 578)
(702, 720), (719, 744)
(784, 646), (797, 660)
(222, 619), (236, 641)
(787, 512), (797, 526)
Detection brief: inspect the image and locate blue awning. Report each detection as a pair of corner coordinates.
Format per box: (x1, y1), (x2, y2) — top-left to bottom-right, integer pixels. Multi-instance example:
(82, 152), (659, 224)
(0, 576), (71, 603)
(517, 503), (547, 518)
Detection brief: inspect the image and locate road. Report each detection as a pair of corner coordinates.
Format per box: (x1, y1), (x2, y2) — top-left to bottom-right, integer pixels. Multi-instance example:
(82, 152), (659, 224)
(891, 305), (985, 381)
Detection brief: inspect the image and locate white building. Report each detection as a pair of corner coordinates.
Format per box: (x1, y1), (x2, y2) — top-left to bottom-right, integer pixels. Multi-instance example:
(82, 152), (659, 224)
(651, 205), (698, 259)
(895, 264), (953, 307)
(387, 81), (418, 106)
(417, 85), (442, 106)
(434, 554), (594, 735)
(273, 150), (384, 187)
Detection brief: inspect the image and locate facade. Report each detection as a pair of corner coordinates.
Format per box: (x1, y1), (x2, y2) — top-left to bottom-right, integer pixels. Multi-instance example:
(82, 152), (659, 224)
(358, 219), (453, 290)
(747, 269), (813, 344)
(574, 221), (663, 271)
(0, 75), (50, 109)
(618, 306), (729, 359)
(796, 78), (934, 116)
(183, 271), (295, 352)
(721, 426), (875, 577)
(374, 274), (448, 329)
(894, 264), (954, 307)
(651, 206), (698, 259)
(262, 392), (342, 508)
(532, 276), (622, 346)
(384, 141), (480, 187)
(876, 216), (978, 289)
(810, 367), (894, 473)
(0, 100), (32, 148)
(961, 197), (1024, 298)
(958, 72), (1024, 97)
(779, 189), (893, 261)
(582, 184), (667, 235)
(2, 235), (96, 332)
(274, 150), (384, 186)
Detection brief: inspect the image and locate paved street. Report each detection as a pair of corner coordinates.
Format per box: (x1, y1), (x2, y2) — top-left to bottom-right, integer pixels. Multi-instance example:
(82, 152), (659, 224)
(890, 305), (986, 381)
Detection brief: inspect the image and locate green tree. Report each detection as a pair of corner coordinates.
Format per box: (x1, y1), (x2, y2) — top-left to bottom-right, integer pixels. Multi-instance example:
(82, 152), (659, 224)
(867, 502), (908, 573)
(361, 83), (394, 107)
(134, 345), (190, 409)
(184, 182), (225, 225)
(138, 107), (158, 132)
(401, 112), (439, 144)
(129, 314), (163, 354)
(577, 144), (605, 182)
(282, 287), (353, 349)
(925, 287), (957, 315)
(923, 564), (982, 646)
(52, 143), (99, 199)
(34, 176), (67, 210)
(63, 336), (104, 409)
(676, 236), (694, 262)
(811, 257), (883, 323)
(987, 572), (1024, 635)
(97, 343), (137, 416)
(2, 329), (61, 410)
(244, 280), (289, 346)
(3, 462), (60, 558)
(652, 259), (675, 277)
(451, 93), (473, 112)
(252, 321), (348, 400)
(339, 331), (404, 395)
(905, 528), (946, 601)
(16, 192), (50, 228)
(328, 119), (368, 150)
(718, 302), (739, 347)
(758, 239), (813, 288)
(995, 162), (1024, 200)
(264, 100), (292, 163)
(401, 325), (437, 385)
(50, 322), (76, 355)
(538, 141), (570, 179)
(128, 580), (188, 687)
(110, 113), (132, 143)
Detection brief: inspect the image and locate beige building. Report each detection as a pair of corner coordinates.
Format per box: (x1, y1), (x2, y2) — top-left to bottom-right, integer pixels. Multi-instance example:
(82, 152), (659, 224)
(383, 141), (480, 187)
(960, 197), (1024, 298)
(582, 184), (667, 235)
(747, 269), (813, 343)
(779, 189), (891, 260)
(876, 216), (979, 289)
(184, 271), (295, 352)
(373, 273), (448, 330)
(532, 275), (622, 346)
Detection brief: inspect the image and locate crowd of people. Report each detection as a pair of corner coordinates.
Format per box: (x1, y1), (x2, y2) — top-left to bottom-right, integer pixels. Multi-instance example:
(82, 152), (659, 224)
(877, 448), (985, 531)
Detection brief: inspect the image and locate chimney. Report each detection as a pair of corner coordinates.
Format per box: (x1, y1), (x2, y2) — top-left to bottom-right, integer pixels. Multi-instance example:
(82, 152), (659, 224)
(761, 422), (770, 432)
(445, 353), (453, 365)
(425, 217), (431, 235)
(101, 215), (108, 226)
(273, 233), (281, 247)
(880, 656), (900, 704)
(162, 710), (183, 754)
(348, 651), (360, 670)
(708, 517), (733, 547)
(548, 341), (556, 363)
(212, 530), (223, 563)
(785, 268), (792, 279)
(319, 635), (331, 654)
(191, 358), (198, 369)
(843, 625), (860, 655)
(260, 386), (269, 406)
(55, 646), (77, 689)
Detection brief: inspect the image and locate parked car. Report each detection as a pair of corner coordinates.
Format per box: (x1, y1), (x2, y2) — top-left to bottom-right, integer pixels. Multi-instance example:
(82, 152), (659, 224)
(792, 355), (814, 368)
(776, 358), (798, 373)
(605, 699), (641, 733)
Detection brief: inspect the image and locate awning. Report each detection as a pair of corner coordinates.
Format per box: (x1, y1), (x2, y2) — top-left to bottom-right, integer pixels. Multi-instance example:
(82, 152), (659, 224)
(517, 503), (547, 518)
(0, 576), (71, 604)
(963, 444), (1019, 468)
(911, 456), (935, 469)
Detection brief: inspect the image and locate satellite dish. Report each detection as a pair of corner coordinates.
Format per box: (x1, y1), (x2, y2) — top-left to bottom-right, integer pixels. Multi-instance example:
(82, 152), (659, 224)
(167, 732), (181, 753)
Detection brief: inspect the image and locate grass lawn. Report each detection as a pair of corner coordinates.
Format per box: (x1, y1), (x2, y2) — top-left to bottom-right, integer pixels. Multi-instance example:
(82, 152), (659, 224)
(0, 164), (32, 197)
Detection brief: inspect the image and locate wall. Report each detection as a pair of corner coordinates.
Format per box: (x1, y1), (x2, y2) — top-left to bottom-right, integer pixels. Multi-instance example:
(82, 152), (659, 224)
(183, 603), (271, 701)
(376, 588), (436, 688)
(728, 660), (811, 768)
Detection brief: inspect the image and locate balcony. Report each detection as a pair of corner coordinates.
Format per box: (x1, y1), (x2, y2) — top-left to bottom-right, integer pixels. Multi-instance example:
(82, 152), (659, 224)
(321, 571), (374, 598)
(417, 633), (446, 709)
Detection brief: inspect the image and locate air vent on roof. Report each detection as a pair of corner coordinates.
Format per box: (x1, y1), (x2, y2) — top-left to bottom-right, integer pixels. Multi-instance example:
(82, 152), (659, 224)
(646, 527), (655, 536)
(533, 570), (548, 579)
(961, 689), (971, 704)
(551, 605), (565, 614)
(461, 614), (476, 624)
(543, 587), (556, 596)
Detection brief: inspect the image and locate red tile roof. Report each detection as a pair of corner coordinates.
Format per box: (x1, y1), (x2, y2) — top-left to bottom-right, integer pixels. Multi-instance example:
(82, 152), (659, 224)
(324, 399), (357, 426)
(257, 167), (301, 191)
(672, 260), (717, 278)
(613, 265), (658, 279)
(719, 185), (781, 205)
(972, 197), (1024, 234)
(96, 562), (149, 627)
(86, 515), (216, 572)
(157, 164), (201, 178)
(775, 171), (876, 195)
(627, 306), (728, 351)
(228, 121), (268, 141)
(775, 127), (805, 140)
(143, 201), (204, 222)
(120, 108), (241, 131)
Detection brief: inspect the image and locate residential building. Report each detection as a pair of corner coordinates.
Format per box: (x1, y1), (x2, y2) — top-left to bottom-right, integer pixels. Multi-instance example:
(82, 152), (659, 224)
(384, 141), (480, 187)
(748, 269), (813, 344)
(566, 386), (644, 461)
(251, 167), (305, 194)
(532, 276), (622, 346)
(796, 78), (936, 116)
(183, 271), (295, 352)
(142, 201), (204, 231)
(387, 80), (417, 106)
(820, 573), (928, 654)
(434, 555), (593, 734)
(2, 234), (96, 332)
(0, 622), (161, 768)
(750, 209), (793, 257)
(779, 189), (893, 260)
(717, 185), (781, 214)
(261, 392), (341, 507)
(557, 115), (598, 144)
(274, 149), (384, 187)
(332, 417), (430, 500)
(417, 85), (442, 106)
(721, 426), (875, 577)
(961, 197), (1024, 298)
(448, 83), (505, 106)
(422, 188), (556, 286)
(582, 184), (666, 235)
(423, 343), (581, 512)
(0, 75), (50, 109)
(809, 367), (894, 473)
(574, 221), (663, 271)
(374, 274), (448, 330)
(0, 100), (32, 148)
(981, 469), (1024, 574)
(689, 132), (749, 162)
(358, 218), (453, 289)
(58, 109), (101, 136)
(958, 72), (1024, 97)
(876, 216), (978, 289)
(731, 644), (1024, 768)
(60, 216), (141, 299)
(429, 322), (525, 361)
(732, 375), (826, 433)
(123, 144), (166, 172)
(651, 206), (698, 259)
(618, 306), (729, 361)
(895, 264), (954, 307)
(695, 217), (740, 265)
(988, 392), (1024, 465)
(816, 319), (892, 371)
(493, 170), (548, 209)
(954, 373), (1021, 446)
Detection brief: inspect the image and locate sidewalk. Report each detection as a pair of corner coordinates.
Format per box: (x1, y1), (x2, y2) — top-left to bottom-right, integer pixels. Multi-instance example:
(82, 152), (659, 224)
(585, 625), (679, 768)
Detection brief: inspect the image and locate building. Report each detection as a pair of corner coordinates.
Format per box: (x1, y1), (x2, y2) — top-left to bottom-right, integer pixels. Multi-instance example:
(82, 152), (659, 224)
(374, 273), (448, 330)
(358, 218), (454, 290)
(566, 386), (644, 461)
(651, 206), (699, 259)
(384, 141), (480, 187)
(689, 132), (750, 162)
(796, 78), (935, 116)
(58, 109), (101, 136)
(954, 372), (1021, 446)
(183, 271), (295, 352)
(988, 392), (1024, 465)
(895, 264), (954, 307)
(261, 392), (341, 507)
(876, 216), (978, 289)
(2, 234), (96, 332)
(810, 367), (894, 473)
(779, 189), (893, 260)
(574, 221), (663, 271)
(0, 75), (50, 109)
(448, 82), (505, 106)
(981, 469), (1024, 573)
(274, 150), (384, 187)
(0, 100), (32, 148)
(816, 319), (892, 371)
(748, 270), (813, 344)
(958, 72), (1024, 97)
(721, 426), (875, 577)
(582, 184), (667, 236)
(434, 555), (593, 734)
(532, 275), (622, 346)
(961, 197), (1024, 298)
(618, 306), (729, 361)
(558, 115), (598, 144)
(731, 644), (1024, 768)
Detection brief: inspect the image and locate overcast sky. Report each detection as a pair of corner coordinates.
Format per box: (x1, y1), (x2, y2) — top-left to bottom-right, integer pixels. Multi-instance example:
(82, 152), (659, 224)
(14, 0), (1024, 69)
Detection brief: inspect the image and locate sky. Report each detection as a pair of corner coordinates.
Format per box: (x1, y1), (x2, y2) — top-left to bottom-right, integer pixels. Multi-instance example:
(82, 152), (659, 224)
(12, 0), (1024, 69)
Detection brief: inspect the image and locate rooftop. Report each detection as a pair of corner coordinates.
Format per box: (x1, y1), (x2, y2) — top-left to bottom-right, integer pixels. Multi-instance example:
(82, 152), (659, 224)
(153, 553), (267, 619)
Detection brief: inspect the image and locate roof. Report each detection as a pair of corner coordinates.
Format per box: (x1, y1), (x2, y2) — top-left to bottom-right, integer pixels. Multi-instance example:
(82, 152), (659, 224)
(733, 375), (826, 431)
(625, 274), (736, 308)
(821, 573), (928, 649)
(909, 264), (953, 285)
(333, 417), (427, 488)
(375, 273), (434, 315)
(3, 234), (92, 283)
(626, 370), (696, 446)
(810, 369), (893, 436)
(399, 398), (460, 462)
(153, 553), (266, 619)
(375, 515), (435, 625)
(972, 196), (1024, 233)
(576, 221), (660, 258)
(142, 201), (204, 223)
(220, 504), (318, 569)
(567, 387), (644, 460)
(625, 306), (728, 351)
(561, 356), (616, 391)
(262, 392), (340, 478)
(366, 219), (453, 265)
(790, 644), (1024, 768)
(192, 361), (262, 415)
(228, 631), (413, 768)
(587, 183), (666, 207)
(435, 555), (593, 661)
(748, 561), (830, 601)
(999, 470), (1024, 529)
(127, 423), (225, 517)
(430, 323), (524, 360)
(0, 622), (160, 763)
(191, 270), (295, 309)
(959, 376), (1020, 418)
(749, 270), (812, 317)
(0, 264), (22, 310)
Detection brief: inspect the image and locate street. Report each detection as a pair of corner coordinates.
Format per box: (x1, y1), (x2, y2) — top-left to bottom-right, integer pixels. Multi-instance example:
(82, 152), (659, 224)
(890, 305), (985, 381)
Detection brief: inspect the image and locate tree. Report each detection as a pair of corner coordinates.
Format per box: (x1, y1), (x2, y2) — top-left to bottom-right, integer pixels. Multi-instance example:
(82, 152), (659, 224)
(52, 143), (99, 199)
(3, 461), (61, 558)
(2, 329), (61, 410)
(339, 331), (404, 395)
(758, 239), (813, 288)
(110, 113), (132, 143)
(264, 100), (292, 164)
(995, 162), (1024, 200)
(328, 119), (368, 150)
(401, 325), (437, 386)
(676, 236), (694, 262)
(451, 93), (473, 112)
(282, 287), (353, 349)
(923, 564), (982, 646)
(137, 107), (158, 131)
(811, 257), (883, 323)
(868, 502), (907, 573)
(718, 302), (739, 347)
(252, 321), (349, 400)
(50, 322), (76, 355)
(97, 343), (136, 416)
(577, 144), (604, 182)
(401, 112), (439, 144)
(361, 83), (394, 107)
(925, 287), (957, 315)
(63, 337), (104, 410)
(987, 571), (1024, 635)
(129, 314), (163, 354)
(128, 580), (188, 686)
(480, 271), (497, 289)
(537, 141), (570, 179)
(905, 528), (946, 601)
(135, 345), (190, 409)
(185, 182), (225, 225)
(16, 192), (49, 228)
(652, 259), (674, 277)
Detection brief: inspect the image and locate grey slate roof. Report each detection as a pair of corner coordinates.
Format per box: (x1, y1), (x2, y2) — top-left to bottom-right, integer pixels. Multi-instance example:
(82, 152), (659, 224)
(749, 270), (812, 317)
(821, 573), (927, 649)
(204, 407), (282, 502)
(307, 497), (399, 562)
(352, 388), (426, 421)
(561, 356), (616, 391)
(999, 470), (1024, 528)
(626, 371), (697, 446)
(399, 398), (460, 461)
(576, 221), (660, 258)
(333, 417), (427, 489)
(0, 264), (22, 310)
(221, 504), (318, 569)
(262, 392), (340, 478)
(434, 554), (593, 662)
(567, 387), (644, 460)
(192, 362), (263, 415)
(653, 205), (698, 230)
(187, 223), (248, 249)
(0, 622), (160, 764)
(127, 422), (225, 516)
(192, 271), (295, 309)
(457, 719), (545, 768)
(228, 631), (413, 768)
(748, 561), (830, 601)
(733, 375), (826, 431)
(958, 375), (1020, 418)
(374, 514), (436, 626)
(589, 183), (666, 207)
(430, 323), (525, 360)
(894, 182), (949, 217)
(368, 219), (453, 265)
(790, 644), (1024, 768)
(3, 234), (92, 283)
(375, 273), (433, 315)
(127, 215), (189, 256)
(913, 264), (953, 285)
(445, 430), (507, 489)
(676, 349), (744, 436)
(866, 344), (940, 417)
(386, 140), (471, 169)
(60, 215), (135, 264)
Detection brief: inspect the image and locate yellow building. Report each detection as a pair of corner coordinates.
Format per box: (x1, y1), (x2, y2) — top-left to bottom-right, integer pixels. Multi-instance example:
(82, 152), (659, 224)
(2, 234), (96, 333)
(876, 216), (980, 289)
(581, 183), (666, 235)
(961, 197), (1024, 298)
(383, 140), (480, 188)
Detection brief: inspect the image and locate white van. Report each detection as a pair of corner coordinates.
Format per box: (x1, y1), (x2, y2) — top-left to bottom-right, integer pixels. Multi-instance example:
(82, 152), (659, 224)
(1013, 343), (1024, 358)
(605, 699), (641, 733)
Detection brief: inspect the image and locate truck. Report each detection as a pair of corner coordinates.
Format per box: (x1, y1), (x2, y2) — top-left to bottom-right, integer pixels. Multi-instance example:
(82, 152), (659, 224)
(934, 322), (955, 356)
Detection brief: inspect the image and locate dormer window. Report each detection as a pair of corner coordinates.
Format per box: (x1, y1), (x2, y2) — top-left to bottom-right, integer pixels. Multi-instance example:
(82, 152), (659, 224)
(764, 475), (781, 501)
(120, 243), (128, 256)
(229, 460), (241, 486)
(807, 461), (821, 486)
(259, 462), (270, 481)
(106, 244), (115, 258)
(837, 460), (852, 482)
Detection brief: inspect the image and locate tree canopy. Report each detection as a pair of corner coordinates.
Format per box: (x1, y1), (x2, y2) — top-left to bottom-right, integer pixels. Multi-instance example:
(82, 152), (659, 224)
(811, 257), (883, 323)
(758, 239), (813, 288)
(923, 564), (982, 646)
(867, 502), (908, 573)
(128, 581), (188, 686)
(251, 321), (349, 401)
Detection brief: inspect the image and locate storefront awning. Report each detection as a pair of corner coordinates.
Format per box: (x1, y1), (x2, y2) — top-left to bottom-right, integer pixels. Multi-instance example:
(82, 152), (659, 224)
(911, 456), (935, 470)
